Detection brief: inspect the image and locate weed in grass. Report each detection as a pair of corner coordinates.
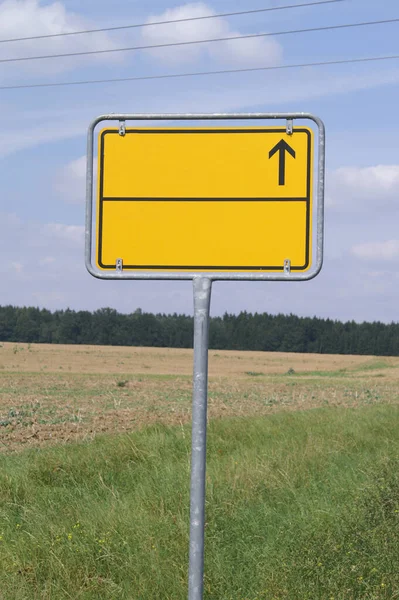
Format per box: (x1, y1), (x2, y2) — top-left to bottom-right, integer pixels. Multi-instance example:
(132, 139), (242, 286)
(293, 368), (348, 378)
(116, 380), (128, 388)
(263, 397), (278, 406)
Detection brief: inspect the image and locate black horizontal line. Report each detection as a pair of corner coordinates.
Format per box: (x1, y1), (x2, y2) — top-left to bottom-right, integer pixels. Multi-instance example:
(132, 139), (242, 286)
(99, 264), (306, 271)
(101, 197), (309, 202)
(4, 54), (399, 91)
(3, 13), (395, 66)
(0, 2), (346, 45)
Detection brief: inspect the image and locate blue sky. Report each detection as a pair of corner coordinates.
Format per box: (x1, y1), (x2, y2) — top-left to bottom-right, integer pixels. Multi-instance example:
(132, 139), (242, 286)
(0, 0), (399, 322)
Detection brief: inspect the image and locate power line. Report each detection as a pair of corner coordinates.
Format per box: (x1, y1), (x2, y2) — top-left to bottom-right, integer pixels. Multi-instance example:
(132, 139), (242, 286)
(0, 0), (345, 45)
(2, 53), (399, 91)
(0, 16), (397, 65)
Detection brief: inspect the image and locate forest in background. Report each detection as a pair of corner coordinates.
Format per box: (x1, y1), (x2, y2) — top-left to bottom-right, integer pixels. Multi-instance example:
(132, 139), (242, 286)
(0, 305), (398, 356)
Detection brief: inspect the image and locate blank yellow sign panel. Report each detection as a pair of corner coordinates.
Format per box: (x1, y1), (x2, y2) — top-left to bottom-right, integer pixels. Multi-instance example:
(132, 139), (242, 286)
(96, 127), (313, 272)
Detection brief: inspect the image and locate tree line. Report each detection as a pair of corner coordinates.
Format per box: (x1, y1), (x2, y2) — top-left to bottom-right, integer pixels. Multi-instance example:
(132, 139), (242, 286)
(0, 305), (398, 356)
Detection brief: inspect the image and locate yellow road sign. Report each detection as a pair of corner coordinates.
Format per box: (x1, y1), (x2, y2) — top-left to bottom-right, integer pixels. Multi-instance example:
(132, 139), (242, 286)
(96, 126), (313, 272)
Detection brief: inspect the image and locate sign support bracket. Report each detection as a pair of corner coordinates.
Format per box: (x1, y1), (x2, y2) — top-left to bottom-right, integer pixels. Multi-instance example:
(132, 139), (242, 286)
(119, 120), (126, 136)
(284, 259), (291, 274)
(188, 276), (212, 600)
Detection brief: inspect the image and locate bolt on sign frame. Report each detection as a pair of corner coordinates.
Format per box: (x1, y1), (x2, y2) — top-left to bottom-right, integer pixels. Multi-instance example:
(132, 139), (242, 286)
(85, 113), (325, 600)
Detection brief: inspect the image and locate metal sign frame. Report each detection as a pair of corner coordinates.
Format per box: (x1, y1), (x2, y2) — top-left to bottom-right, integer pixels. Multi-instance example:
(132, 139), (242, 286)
(85, 112), (325, 600)
(85, 113), (325, 281)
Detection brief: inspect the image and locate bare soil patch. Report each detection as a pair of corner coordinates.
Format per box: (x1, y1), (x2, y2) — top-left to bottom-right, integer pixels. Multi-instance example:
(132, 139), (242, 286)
(1, 342), (398, 451)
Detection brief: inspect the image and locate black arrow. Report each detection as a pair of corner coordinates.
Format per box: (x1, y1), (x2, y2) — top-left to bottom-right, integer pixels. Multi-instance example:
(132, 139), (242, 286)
(268, 139), (296, 186)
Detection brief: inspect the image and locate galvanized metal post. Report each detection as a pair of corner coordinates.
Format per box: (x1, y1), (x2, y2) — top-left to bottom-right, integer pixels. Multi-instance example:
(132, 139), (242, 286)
(188, 276), (212, 600)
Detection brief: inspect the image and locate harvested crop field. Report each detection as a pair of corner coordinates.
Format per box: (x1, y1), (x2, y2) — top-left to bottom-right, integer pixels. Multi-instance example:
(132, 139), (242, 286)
(1, 342), (399, 452)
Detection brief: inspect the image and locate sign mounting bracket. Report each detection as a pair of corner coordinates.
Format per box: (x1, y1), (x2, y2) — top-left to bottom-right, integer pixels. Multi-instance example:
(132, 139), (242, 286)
(119, 120), (126, 136)
(284, 259), (291, 274)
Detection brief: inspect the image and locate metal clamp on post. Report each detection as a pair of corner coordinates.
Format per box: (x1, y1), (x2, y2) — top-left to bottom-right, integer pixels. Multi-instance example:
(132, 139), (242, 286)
(286, 119), (293, 135)
(116, 258), (123, 272)
(284, 259), (291, 274)
(119, 120), (126, 136)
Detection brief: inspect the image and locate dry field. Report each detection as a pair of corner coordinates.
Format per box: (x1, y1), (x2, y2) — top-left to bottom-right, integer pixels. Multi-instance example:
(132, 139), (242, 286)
(0, 341), (398, 451)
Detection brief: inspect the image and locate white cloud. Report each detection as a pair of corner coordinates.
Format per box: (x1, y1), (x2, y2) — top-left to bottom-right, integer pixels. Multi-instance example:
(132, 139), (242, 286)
(41, 223), (85, 245)
(0, 0), (125, 80)
(39, 256), (56, 265)
(351, 240), (399, 261)
(324, 163), (399, 265)
(54, 154), (99, 204)
(54, 156), (86, 204)
(54, 155), (90, 204)
(63, 155), (86, 181)
(10, 261), (23, 273)
(0, 212), (85, 291)
(327, 164), (399, 211)
(141, 2), (282, 67)
(0, 120), (86, 158)
(0, 214), (84, 268)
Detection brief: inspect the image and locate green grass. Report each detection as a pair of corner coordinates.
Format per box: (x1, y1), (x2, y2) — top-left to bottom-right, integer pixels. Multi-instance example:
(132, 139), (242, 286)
(353, 360), (392, 372)
(282, 360), (393, 379)
(288, 369), (349, 378)
(1, 406), (399, 599)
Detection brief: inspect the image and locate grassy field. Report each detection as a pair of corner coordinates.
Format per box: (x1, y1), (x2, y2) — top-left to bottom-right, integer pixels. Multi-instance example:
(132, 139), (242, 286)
(0, 343), (399, 599)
